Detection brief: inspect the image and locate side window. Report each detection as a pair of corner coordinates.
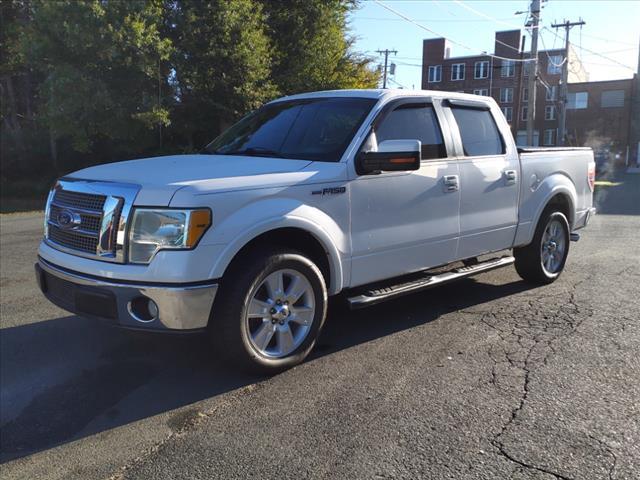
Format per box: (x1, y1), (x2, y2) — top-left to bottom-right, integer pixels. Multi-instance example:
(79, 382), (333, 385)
(375, 104), (447, 160)
(450, 107), (505, 157)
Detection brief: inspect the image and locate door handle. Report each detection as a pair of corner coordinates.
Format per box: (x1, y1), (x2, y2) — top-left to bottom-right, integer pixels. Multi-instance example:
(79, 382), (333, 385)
(503, 169), (517, 185)
(443, 175), (459, 192)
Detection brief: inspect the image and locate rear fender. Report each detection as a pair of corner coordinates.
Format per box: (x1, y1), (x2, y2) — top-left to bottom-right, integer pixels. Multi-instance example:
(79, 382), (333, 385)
(514, 173), (577, 247)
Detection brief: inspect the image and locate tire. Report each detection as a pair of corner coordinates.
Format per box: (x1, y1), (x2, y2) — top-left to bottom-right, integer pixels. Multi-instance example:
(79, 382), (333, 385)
(210, 247), (328, 374)
(514, 208), (570, 285)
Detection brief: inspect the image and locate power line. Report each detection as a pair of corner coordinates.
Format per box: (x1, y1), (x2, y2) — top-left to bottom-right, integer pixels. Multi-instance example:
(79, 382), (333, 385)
(451, 0), (534, 30)
(451, 0), (637, 72)
(578, 32), (638, 47)
(542, 26), (635, 71)
(448, 0), (523, 53)
(372, 0), (534, 63)
(354, 16), (518, 23)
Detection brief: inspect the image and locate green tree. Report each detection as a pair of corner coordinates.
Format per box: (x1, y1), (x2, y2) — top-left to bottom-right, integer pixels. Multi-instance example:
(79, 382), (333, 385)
(1, 0), (379, 189)
(25, 0), (172, 167)
(261, 0), (379, 94)
(167, 0), (278, 149)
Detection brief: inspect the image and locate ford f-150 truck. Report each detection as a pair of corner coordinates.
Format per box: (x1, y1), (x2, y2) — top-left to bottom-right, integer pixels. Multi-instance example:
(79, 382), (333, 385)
(36, 89), (596, 373)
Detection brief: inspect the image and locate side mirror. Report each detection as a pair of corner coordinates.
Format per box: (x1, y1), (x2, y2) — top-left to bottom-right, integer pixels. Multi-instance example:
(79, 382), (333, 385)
(356, 139), (421, 175)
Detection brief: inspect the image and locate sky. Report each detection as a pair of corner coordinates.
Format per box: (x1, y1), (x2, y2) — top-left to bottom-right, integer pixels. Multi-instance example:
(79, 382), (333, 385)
(347, 0), (640, 89)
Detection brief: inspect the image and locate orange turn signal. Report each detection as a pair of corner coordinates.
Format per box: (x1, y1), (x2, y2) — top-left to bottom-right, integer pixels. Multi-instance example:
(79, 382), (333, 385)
(186, 209), (212, 247)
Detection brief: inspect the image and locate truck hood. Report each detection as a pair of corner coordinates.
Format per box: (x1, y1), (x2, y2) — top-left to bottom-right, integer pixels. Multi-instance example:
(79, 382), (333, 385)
(69, 154), (313, 205)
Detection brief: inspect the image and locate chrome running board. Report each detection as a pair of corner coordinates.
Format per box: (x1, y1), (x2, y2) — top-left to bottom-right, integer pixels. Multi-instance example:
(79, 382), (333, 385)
(347, 256), (515, 309)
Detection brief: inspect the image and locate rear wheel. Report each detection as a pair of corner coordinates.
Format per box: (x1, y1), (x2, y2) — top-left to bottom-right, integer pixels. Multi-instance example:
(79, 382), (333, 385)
(514, 209), (570, 284)
(210, 247), (327, 374)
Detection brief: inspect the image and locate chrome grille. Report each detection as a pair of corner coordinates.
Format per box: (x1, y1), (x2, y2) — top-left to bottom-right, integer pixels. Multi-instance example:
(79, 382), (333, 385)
(49, 204), (102, 234)
(48, 226), (99, 254)
(53, 190), (106, 211)
(45, 179), (140, 263)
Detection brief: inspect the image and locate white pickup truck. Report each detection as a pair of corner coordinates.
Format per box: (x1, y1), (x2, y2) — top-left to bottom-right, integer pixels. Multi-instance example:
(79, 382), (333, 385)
(36, 89), (596, 372)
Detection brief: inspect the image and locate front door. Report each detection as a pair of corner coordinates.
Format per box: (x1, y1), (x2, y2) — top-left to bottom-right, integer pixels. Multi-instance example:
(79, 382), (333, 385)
(349, 99), (460, 287)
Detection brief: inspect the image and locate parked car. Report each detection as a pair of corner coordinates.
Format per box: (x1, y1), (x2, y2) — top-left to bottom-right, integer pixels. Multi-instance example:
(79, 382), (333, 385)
(36, 89), (596, 373)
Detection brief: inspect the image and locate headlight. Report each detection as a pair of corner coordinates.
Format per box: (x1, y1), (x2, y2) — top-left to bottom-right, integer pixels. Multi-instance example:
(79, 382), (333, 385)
(128, 208), (212, 264)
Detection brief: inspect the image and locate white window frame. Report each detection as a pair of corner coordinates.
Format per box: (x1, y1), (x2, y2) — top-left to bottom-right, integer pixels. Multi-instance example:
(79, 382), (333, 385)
(567, 91), (588, 109)
(451, 63), (465, 81)
(521, 106), (529, 121)
(428, 65), (442, 83)
(500, 87), (514, 103)
(547, 55), (563, 75)
(502, 106), (513, 122)
(543, 129), (555, 146)
(474, 61), (489, 79)
(501, 59), (515, 77)
(546, 85), (557, 101)
(473, 88), (489, 96)
(545, 105), (556, 120)
(522, 88), (529, 102)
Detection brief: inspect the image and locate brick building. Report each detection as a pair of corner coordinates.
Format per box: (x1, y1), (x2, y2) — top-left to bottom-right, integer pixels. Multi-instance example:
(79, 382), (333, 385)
(421, 29), (635, 156)
(566, 78), (634, 161)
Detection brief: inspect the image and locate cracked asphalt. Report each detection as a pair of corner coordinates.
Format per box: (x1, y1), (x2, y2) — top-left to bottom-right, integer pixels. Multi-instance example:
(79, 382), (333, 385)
(1, 174), (639, 479)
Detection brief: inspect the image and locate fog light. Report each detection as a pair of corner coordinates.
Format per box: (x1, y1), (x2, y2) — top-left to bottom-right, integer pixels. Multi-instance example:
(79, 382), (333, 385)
(128, 296), (159, 323)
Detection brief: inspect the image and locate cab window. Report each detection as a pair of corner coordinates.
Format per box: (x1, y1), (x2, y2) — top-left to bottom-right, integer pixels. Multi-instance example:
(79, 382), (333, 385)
(450, 106), (505, 156)
(374, 104), (447, 160)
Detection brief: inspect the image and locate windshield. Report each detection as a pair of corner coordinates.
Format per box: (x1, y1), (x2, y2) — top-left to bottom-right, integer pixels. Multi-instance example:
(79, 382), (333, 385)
(204, 97), (377, 162)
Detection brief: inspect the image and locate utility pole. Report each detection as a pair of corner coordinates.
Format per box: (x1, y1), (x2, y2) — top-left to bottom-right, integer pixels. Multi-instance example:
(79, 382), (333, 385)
(552, 19), (586, 146)
(526, 0), (541, 146)
(376, 49), (397, 88)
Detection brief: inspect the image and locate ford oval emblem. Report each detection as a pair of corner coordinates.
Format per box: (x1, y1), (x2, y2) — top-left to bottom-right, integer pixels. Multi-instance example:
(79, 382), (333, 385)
(57, 209), (81, 229)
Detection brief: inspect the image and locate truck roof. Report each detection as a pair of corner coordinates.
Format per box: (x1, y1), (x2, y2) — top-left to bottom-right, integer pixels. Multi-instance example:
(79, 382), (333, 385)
(270, 88), (492, 104)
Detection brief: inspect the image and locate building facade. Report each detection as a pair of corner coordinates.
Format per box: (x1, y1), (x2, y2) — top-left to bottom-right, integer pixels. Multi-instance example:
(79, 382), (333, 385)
(422, 29), (637, 163)
(566, 79), (634, 162)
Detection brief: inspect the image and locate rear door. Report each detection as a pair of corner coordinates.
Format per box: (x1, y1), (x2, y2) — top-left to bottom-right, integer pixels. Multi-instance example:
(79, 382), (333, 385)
(443, 100), (520, 259)
(348, 98), (460, 287)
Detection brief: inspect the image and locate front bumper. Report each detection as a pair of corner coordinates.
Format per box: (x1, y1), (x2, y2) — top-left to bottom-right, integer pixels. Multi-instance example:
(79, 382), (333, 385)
(35, 257), (218, 331)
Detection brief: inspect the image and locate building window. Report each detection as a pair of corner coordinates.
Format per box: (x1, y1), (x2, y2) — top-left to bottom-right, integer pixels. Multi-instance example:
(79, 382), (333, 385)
(521, 106), (529, 121)
(500, 87), (514, 103)
(546, 86), (557, 101)
(601, 90), (625, 108)
(543, 129), (556, 146)
(522, 88), (529, 102)
(545, 105), (556, 120)
(428, 65), (442, 83)
(502, 106), (513, 122)
(547, 55), (564, 75)
(451, 63), (465, 81)
(501, 59), (515, 77)
(567, 92), (588, 109)
(474, 61), (489, 79)
(473, 88), (489, 96)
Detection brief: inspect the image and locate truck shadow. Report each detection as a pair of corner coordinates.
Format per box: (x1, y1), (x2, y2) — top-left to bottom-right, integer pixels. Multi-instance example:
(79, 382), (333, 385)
(0, 276), (535, 463)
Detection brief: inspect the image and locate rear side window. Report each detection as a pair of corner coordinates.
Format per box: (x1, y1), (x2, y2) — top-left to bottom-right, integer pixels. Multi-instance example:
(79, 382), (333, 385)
(375, 104), (447, 160)
(451, 107), (505, 156)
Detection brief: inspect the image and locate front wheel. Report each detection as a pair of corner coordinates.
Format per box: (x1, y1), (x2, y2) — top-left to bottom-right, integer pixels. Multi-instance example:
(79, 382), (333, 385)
(210, 248), (328, 374)
(514, 209), (570, 284)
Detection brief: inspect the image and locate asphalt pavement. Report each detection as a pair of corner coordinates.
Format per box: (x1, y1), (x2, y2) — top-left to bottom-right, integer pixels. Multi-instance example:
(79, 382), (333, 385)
(1, 174), (639, 479)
